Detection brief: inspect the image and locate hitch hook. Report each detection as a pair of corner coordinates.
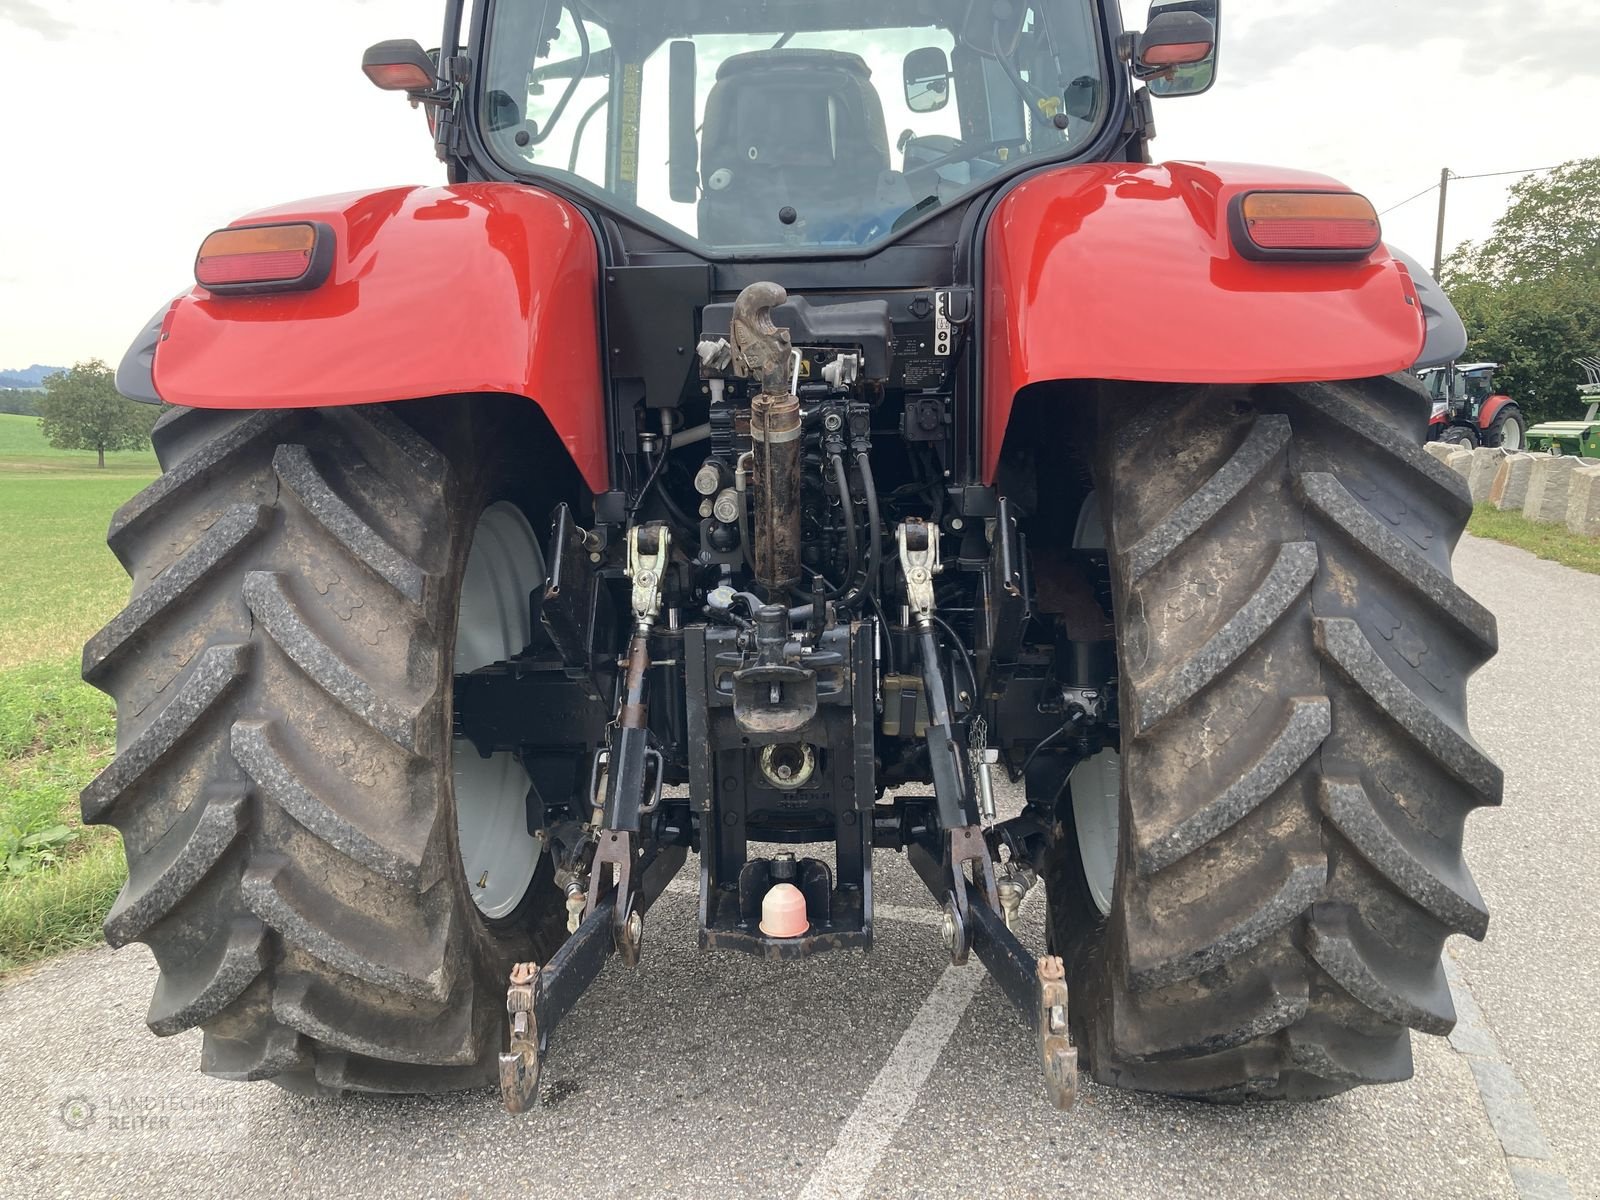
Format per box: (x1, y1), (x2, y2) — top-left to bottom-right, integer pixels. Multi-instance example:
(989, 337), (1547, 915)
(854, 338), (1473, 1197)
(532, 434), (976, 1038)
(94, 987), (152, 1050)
(499, 961), (542, 1114)
(1037, 956), (1078, 1110)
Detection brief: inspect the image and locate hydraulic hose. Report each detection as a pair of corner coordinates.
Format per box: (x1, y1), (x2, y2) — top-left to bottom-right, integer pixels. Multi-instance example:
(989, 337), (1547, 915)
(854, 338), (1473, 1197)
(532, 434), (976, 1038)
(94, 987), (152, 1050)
(932, 613), (980, 705)
(807, 451), (863, 604)
(849, 449), (882, 610)
(832, 452), (861, 590)
(656, 476), (701, 551)
(627, 430), (673, 520)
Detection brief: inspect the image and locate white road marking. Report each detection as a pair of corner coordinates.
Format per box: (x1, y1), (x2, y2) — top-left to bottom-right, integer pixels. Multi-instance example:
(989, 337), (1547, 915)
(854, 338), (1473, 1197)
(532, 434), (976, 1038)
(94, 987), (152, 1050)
(800, 891), (1042, 1200)
(1444, 954), (1574, 1200)
(797, 960), (988, 1200)
(663, 859), (1037, 1199)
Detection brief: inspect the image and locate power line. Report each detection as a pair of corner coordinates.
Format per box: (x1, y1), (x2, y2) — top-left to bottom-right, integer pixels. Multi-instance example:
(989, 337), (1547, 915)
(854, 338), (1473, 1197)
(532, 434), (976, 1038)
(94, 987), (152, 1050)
(1377, 163), (1568, 275)
(1380, 163), (1564, 213)
(1379, 183), (1440, 216)
(1451, 165), (1562, 181)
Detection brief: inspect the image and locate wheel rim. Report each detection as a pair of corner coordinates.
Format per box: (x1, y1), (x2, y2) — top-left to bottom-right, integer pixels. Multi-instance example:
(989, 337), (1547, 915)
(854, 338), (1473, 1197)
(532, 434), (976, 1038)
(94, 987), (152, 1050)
(1070, 492), (1120, 916)
(1502, 420), (1523, 450)
(453, 502), (546, 920)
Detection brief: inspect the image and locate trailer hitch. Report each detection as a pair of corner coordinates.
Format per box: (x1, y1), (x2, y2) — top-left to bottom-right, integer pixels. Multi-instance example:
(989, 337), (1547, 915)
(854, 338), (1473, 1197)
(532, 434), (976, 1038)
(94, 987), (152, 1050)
(500, 840), (687, 1113)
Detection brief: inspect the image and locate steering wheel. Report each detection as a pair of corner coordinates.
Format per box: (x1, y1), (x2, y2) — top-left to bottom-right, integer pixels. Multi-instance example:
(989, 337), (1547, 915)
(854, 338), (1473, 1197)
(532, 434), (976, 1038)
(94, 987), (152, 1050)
(902, 138), (1020, 185)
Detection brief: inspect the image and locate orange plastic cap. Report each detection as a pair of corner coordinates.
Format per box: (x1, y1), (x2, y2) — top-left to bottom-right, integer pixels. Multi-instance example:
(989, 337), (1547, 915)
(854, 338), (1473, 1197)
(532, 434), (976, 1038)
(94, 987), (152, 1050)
(759, 883), (809, 938)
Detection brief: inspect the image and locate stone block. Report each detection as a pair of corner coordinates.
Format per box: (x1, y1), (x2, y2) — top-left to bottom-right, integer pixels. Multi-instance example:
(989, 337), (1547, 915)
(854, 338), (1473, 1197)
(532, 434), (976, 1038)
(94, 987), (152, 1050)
(1467, 447), (1508, 504)
(1524, 455), (1581, 525)
(1424, 441), (1459, 465)
(1565, 465), (1600, 538)
(1489, 453), (1536, 512)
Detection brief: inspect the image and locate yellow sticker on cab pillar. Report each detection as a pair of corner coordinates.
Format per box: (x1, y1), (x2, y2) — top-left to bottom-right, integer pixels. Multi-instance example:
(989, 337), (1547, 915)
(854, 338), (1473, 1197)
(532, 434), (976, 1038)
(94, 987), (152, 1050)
(620, 63), (642, 183)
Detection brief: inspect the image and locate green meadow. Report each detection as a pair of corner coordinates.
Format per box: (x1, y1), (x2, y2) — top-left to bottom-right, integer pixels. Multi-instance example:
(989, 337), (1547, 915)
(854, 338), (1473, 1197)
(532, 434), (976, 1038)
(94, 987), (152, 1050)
(0, 412), (154, 971)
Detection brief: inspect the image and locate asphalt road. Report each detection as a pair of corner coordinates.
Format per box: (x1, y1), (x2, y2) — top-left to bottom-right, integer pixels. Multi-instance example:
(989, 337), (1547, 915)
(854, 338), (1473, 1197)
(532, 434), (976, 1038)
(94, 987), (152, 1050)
(0, 533), (1593, 1200)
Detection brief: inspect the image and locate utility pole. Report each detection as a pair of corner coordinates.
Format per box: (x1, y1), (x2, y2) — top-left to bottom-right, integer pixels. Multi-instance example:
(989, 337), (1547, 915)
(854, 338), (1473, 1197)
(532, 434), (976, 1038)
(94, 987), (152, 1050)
(1432, 167), (1451, 280)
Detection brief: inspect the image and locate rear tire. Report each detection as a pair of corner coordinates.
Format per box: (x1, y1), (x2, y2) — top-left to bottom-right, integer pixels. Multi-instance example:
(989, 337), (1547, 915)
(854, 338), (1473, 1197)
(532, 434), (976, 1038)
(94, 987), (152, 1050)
(1045, 375), (1501, 1100)
(83, 401), (570, 1095)
(1485, 404), (1526, 451)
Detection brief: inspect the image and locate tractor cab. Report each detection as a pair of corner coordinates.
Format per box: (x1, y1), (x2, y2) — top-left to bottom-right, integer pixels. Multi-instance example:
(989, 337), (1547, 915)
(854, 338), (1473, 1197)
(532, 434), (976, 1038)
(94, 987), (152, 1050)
(369, 0), (1160, 253)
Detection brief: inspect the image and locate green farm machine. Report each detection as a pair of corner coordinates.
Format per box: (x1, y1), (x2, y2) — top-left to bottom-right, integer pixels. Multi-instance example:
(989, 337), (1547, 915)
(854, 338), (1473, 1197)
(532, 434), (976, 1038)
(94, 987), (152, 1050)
(1526, 356), (1600, 457)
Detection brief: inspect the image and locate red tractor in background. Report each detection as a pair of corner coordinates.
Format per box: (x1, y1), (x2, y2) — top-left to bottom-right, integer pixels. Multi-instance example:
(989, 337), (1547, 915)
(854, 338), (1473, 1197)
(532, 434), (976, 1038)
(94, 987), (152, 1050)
(1421, 362), (1528, 450)
(92, 0), (1499, 1112)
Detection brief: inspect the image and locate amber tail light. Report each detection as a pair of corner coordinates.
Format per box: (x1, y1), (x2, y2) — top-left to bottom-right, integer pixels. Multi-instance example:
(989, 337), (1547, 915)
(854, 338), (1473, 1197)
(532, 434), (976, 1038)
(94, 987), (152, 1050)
(194, 222), (334, 295)
(1229, 192), (1383, 262)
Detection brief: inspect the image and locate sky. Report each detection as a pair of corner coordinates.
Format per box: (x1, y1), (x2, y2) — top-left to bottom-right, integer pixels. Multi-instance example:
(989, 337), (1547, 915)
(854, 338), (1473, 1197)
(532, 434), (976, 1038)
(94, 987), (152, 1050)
(1, 0), (1597, 370)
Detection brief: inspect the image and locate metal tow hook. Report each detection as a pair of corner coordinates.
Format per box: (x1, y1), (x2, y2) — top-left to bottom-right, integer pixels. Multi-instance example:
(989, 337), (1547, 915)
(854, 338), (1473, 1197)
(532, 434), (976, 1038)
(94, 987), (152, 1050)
(1037, 955), (1077, 1110)
(499, 961), (541, 1113)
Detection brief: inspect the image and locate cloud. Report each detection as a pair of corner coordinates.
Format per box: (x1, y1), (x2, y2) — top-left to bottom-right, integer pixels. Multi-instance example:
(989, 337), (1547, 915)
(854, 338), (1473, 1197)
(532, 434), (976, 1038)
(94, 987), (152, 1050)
(0, 0), (72, 39)
(1224, 0), (1600, 84)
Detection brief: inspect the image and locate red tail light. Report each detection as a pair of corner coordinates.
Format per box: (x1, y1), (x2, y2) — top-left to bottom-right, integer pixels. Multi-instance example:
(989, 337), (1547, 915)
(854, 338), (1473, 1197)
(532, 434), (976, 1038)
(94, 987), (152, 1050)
(195, 222), (334, 294)
(1141, 41), (1213, 67)
(1230, 192), (1383, 262)
(363, 62), (435, 91)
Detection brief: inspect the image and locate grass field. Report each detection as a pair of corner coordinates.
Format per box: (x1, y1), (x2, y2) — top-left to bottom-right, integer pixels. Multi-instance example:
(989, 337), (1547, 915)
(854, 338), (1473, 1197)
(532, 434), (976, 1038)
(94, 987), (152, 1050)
(1468, 504), (1600, 576)
(0, 412), (154, 971)
(0, 411), (158, 476)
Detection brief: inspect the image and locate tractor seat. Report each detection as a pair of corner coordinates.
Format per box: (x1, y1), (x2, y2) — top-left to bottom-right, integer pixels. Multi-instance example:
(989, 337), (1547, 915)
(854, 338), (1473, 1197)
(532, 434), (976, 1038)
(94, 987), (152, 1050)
(698, 49), (892, 245)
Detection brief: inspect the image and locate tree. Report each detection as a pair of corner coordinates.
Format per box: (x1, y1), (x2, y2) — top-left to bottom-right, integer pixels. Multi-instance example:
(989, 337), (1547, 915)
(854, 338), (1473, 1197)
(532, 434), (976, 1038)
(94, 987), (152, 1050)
(0, 389), (39, 417)
(36, 359), (155, 468)
(1443, 158), (1600, 426)
(1448, 159), (1600, 286)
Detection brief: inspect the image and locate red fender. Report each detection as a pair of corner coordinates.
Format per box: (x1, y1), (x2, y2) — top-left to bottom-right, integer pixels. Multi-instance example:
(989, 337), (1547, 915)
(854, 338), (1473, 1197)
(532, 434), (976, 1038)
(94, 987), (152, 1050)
(982, 162), (1426, 481)
(1478, 395), (1514, 430)
(152, 184), (607, 492)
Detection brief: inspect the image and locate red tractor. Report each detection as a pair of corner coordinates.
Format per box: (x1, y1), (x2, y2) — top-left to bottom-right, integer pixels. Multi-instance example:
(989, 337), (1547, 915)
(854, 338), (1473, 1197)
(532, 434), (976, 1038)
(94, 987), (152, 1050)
(93, 0), (1498, 1109)
(1421, 362), (1528, 450)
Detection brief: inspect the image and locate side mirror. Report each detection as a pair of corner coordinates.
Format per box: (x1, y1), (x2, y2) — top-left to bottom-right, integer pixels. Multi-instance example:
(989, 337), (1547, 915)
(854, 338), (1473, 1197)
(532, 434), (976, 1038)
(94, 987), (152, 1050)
(362, 39), (441, 93)
(1139, 0), (1221, 98)
(668, 40), (699, 203)
(903, 47), (952, 114)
